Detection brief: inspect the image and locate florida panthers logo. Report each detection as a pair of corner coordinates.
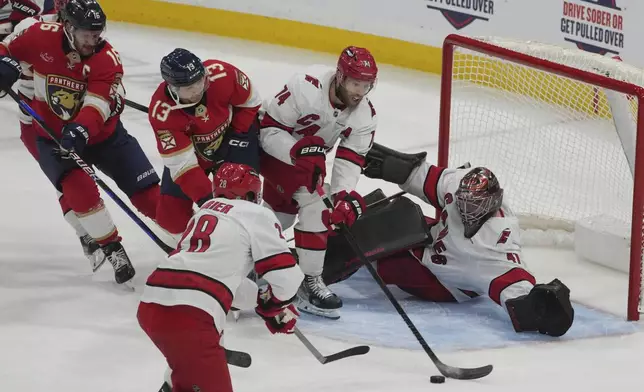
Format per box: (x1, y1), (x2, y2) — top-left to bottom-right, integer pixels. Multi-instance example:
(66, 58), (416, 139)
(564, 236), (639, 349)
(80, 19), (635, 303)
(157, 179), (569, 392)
(191, 119), (230, 162)
(46, 75), (86, 120)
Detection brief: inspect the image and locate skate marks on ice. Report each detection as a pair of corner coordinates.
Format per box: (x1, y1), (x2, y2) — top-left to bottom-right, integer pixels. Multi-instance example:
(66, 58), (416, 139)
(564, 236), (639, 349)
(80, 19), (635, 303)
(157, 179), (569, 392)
(297, 268), (643, 352)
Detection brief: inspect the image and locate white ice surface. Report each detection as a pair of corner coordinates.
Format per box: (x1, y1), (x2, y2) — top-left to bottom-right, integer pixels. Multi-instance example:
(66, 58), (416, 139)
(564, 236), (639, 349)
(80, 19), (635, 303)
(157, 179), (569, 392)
(0, 22), (642, 391)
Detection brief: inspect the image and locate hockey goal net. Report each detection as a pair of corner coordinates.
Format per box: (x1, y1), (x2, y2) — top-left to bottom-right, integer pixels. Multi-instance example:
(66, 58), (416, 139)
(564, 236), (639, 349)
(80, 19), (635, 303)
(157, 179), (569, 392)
(439, 34), (644, 321)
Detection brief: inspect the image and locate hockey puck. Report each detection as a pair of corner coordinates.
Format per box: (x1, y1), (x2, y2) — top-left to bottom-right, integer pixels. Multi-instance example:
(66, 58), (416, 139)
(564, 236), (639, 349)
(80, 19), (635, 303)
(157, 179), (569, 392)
(430, 375), (446, 384)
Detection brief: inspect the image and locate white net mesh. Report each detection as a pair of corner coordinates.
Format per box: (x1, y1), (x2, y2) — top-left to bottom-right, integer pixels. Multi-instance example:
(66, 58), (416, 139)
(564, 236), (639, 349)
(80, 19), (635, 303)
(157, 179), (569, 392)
(445, 36), (643, 318)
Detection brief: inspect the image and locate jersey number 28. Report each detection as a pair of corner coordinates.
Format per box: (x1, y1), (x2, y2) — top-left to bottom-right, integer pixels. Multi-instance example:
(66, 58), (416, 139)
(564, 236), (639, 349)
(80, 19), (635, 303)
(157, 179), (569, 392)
(176, 215), (219, 253)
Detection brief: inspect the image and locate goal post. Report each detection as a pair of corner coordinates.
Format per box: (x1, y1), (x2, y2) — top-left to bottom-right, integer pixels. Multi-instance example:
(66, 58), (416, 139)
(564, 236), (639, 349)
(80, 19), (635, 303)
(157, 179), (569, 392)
(438, 34), (644, 321)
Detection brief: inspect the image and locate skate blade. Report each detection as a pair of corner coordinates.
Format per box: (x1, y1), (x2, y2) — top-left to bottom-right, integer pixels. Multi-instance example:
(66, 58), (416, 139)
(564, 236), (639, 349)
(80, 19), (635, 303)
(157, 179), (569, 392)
(296, 300), (341, 320)
(118, 279), (136, 291)
(90, 253), (107, 273)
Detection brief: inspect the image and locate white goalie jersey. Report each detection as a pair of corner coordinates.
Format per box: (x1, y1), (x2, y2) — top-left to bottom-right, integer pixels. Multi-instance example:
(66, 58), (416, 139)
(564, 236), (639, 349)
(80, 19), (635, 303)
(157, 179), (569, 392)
(401, 162), (536, 307)
(140, 198), (304, 334)
(259, 65), (377, 195)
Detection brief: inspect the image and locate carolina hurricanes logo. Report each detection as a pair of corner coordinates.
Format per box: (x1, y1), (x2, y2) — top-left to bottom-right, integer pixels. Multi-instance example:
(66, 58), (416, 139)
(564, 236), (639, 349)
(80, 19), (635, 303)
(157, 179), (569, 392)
(497, 228), (511, 245)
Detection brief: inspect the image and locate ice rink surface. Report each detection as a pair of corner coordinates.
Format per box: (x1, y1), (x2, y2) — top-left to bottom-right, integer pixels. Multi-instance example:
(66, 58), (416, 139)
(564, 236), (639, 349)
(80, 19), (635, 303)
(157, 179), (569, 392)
(0, 22), (642, 391)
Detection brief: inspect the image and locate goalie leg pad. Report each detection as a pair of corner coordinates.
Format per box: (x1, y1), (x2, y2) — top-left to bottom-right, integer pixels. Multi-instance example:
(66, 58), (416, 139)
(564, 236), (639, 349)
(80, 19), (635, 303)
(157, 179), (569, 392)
(322, 192), (431, 285)
(505, 279), (574, 337)
(363, 143), (427, 184)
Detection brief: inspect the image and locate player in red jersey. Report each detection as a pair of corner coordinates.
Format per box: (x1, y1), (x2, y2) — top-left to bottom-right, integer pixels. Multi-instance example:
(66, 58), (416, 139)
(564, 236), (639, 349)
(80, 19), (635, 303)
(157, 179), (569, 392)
(0, 0), (106, 271)
(148, 48), (262, 238)
(0, 0), (160, 284)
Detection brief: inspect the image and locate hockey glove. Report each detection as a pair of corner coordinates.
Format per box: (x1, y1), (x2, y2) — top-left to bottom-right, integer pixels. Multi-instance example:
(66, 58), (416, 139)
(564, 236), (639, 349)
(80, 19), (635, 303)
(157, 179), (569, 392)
(255, 285), (299, 334)
(290, 136), (327, 193)
(323, 190), (366, 231)
(59, 123), (89, 157)
(0, 55), (21, 91)
(110, 93), (125, 118)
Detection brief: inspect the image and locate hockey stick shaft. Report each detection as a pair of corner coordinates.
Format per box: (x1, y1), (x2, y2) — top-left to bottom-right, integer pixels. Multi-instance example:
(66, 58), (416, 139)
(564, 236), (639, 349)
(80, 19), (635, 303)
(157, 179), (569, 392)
(318, 187), (492, 380)
(125, 98), (149, 114)
(7, 90), (253, 367)
(127, 95), (362, 367)
(293, 327), (369, 364)
(6, 89), (174, 254)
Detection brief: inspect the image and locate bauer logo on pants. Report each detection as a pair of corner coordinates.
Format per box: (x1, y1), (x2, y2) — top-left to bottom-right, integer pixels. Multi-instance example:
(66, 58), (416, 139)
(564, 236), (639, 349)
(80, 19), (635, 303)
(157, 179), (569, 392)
(425, 0), (495, 30)
(46, 75), (86, 121)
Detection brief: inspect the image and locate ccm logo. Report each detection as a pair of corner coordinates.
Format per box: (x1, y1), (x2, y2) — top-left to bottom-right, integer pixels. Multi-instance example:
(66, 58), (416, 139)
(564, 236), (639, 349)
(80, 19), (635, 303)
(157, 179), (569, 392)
(300, 146), (325, 154)
(229, 139), (249, 147)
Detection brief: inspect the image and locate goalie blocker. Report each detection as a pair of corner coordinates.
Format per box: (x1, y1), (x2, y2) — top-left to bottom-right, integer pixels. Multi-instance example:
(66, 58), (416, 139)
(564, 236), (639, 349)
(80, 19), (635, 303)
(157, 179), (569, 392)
(317, 143), (574, 337)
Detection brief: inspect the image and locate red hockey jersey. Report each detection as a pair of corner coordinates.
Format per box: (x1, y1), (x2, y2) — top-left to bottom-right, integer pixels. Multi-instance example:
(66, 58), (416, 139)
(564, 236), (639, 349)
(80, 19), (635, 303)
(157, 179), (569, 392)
(148, 59), (262, 202)
(0, 21), (124, 144)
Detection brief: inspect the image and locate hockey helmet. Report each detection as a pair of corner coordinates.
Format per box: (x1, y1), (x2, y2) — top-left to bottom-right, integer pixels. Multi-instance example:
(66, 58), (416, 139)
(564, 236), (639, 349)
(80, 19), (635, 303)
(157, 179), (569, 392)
(160, 48), (208, 105)
(454, 167), (504, 238)
(213, 163), (262, 204)
(60, 0), (106, 31)
(337, 46), (378, 83)
(160, 48), (206, 87)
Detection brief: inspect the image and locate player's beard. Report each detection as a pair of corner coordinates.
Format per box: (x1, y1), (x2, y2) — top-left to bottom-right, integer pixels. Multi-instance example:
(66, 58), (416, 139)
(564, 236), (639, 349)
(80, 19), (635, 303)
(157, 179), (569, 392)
(335, 82), (364, 108)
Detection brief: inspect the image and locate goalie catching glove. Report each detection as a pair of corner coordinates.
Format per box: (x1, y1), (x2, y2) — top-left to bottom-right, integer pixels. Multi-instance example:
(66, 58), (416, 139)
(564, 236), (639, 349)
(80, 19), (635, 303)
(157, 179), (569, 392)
(363, 143), (427, 184)
(255, 285), (300, 334)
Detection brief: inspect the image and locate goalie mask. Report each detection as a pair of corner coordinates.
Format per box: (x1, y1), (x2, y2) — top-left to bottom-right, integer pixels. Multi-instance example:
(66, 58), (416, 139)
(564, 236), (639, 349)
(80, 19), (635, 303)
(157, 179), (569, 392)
(455, 167), (504, 239)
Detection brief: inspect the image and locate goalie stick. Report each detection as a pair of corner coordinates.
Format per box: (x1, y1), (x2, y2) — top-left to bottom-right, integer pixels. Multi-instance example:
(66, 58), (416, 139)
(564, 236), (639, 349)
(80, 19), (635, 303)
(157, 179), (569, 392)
(5, 89), (252, 369)
(317, 186), (493, 380)
(286, 190), (407, 243)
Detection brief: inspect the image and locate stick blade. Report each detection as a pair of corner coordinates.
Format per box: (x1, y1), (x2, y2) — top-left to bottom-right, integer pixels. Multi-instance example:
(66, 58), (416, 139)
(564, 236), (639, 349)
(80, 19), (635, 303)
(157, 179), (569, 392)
(320, 345), (370, 364)
(436, 362), (493, 380)
(225, 349), (252, 368)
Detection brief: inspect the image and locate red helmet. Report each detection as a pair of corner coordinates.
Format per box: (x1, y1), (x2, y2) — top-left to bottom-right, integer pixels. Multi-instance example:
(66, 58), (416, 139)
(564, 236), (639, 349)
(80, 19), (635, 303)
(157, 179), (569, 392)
(213, 163), (262, 203)
(337, 46), (378, 83)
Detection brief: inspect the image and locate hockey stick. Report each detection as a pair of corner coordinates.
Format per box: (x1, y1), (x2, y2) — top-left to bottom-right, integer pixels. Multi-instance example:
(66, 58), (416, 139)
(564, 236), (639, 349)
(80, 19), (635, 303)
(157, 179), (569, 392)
(6, 89), (175, 254)
(317, 186), (493, 380)
(293, 328), (369, 364)
(6, 90), (252, 368)
(125, 98), (149, 114)
(286, 190), (407, 243)
(126, 96), (364, 366)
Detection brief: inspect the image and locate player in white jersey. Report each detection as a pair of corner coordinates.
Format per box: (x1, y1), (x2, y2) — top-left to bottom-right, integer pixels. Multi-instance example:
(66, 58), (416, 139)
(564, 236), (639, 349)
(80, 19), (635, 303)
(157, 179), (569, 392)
(320, 145), (574, 337)
(0, 0), (41, 41)
(1, 0), (106, 270)
(138, 162), (304, 392)
(259, 46), (378, 319)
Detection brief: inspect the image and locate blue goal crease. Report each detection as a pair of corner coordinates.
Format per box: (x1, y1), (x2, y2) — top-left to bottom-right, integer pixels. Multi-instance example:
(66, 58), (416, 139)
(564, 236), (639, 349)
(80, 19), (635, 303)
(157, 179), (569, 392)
(296, 268), (643, 352)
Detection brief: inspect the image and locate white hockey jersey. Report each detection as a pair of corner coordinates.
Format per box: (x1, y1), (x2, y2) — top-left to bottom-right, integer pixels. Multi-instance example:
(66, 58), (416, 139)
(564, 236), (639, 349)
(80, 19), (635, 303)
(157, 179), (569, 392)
(401, 162), (536, 306)
(259, 65), (377, 195)
(140, 198), (304, 334)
